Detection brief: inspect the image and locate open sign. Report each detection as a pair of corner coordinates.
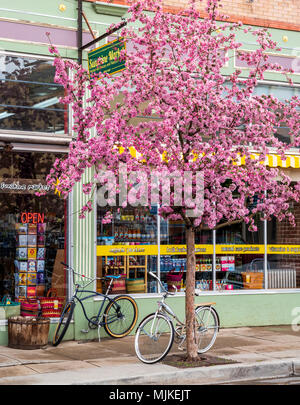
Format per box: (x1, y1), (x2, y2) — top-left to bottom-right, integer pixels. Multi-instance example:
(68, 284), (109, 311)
(21, 212), (45, 224)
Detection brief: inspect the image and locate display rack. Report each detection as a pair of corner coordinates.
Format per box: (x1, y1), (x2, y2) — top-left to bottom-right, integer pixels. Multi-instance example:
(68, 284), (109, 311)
(127, 255), (148, 293)
(14, 222), (46, 301)
(96, 254), (148, 294)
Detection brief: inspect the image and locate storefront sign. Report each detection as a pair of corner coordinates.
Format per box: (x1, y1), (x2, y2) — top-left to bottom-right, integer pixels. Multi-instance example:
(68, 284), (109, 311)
(216, 245), (264, 254)
(88, 38), (126, 76)
(21, 212), (45, 224)
(162, 245), (213, 255)
(97, 244), (300, 257)
(0, 179), (50, 194)
(267, 245), (300, 254)
(98, 245), (153, 256)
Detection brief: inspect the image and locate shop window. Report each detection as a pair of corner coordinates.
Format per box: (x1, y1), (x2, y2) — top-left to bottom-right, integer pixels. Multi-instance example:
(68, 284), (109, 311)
(97, 207), (157, 246)
(0, 151), (67, 314)
(216, 215), (264, 245)
(0, 54), (67, 133)
(210, 215), (265, 291)
(161, 220), (211, 245)
(97, 206), (157, 294)
(267, 211), (300, 288)
(96, 199), (300, 293)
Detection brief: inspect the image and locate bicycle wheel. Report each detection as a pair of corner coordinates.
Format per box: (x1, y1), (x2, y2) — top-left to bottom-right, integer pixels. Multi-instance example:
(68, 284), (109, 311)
(135, 313), (174, 364)
(195, 306), (219, 353)
(103, 295), (138, 338)
(52, 301), (75, 347)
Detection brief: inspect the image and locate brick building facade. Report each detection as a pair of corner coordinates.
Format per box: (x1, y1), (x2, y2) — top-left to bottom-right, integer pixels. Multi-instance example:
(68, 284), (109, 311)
(86, 0), (300, 30)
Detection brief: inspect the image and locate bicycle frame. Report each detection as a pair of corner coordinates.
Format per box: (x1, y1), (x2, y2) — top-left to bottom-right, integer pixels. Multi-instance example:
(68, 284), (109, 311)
(156, 295), (184, 328)
(148, 271), (217, 345)
(72, 286), (117, 328)
(64, 264), (121, 329)
(147, 271), (186, 339)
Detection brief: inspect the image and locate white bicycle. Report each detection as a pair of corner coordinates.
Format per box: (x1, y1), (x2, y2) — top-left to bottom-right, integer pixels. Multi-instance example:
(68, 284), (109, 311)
(134, 271), (220, 364)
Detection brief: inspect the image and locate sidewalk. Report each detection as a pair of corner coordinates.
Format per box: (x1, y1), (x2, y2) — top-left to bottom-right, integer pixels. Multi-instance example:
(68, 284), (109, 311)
(0, 325), (300, 385)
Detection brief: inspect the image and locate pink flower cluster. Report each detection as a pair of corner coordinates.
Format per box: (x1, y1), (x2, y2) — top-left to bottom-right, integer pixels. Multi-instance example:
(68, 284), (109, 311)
(47, 0), (300, 230)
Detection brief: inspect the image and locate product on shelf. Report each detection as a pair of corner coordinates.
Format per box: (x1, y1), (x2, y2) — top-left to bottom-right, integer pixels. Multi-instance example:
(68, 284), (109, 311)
(220, 256), (235, 272)
(14, 220), (46, 302)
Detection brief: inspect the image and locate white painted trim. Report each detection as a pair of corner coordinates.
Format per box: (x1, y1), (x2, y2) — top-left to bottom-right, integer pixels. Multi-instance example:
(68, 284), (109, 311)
(94, 1), (129, 10)
(234, 48), (300, 76)
(93, 288), (300, 301)
(0, 8), (110, 26)
(0, 37), (79, 51)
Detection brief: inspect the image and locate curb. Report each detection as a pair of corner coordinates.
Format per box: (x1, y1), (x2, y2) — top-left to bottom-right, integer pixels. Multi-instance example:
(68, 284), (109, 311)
(79, 359), (297, 385)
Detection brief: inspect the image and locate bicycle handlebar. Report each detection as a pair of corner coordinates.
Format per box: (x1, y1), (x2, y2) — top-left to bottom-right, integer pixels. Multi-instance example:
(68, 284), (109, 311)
(60, 262), (107, 282)
(61, 263), (175, 295)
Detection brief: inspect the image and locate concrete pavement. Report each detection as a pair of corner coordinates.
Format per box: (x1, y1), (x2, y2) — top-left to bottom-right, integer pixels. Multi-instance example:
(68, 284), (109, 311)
(0, 325), (300, 385)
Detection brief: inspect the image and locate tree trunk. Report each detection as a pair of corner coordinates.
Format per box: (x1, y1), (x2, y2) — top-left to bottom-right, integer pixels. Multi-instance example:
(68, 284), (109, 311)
(185, 226), (198, 361)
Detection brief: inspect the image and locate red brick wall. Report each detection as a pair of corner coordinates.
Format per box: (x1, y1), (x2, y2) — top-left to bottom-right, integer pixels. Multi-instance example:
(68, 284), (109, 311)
(85, 0), (300, 31)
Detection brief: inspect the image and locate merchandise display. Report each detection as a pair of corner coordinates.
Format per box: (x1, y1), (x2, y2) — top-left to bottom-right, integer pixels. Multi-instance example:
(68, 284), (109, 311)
(14, 221), (46, 302)
(0, 152), (67, 321)
(96, 207), (269, 293)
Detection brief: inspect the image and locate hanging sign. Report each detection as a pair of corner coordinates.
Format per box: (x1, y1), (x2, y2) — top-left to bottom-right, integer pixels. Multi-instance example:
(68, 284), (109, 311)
(88, 37), (126, 77)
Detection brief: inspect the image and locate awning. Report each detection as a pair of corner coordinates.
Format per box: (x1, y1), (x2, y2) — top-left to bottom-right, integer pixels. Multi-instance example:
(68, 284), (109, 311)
(266, 154), (300, 168)
(237, 153), (300, 168)
(118, 145), (300, 169)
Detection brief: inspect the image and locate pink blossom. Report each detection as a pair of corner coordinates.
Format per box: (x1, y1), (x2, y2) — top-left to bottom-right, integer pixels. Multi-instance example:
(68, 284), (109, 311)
(46, 0), (300, 232)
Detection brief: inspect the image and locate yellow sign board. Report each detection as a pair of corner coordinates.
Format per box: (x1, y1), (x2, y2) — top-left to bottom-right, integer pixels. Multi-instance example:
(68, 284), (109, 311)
(267, 245), (300, 254)
(97, 245), (157, 256)
(161, 245), (213, 255)
(216, 245), (264, 254)
(97, 244), (300, 256)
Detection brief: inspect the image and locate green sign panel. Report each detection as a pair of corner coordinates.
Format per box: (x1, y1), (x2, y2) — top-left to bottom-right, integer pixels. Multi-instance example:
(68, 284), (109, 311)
(88, 38), (126, 77)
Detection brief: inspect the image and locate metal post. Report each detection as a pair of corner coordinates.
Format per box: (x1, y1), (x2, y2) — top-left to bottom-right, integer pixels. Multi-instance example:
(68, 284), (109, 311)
(67, 191), (74, 300)
(82, 11), (96, 40)
(264, 219), (268, 289)
(157, 204), (161, 293)
(77, 0), (83, 64)
(264, 195), (268, 289)
(212, 229), (216, 291)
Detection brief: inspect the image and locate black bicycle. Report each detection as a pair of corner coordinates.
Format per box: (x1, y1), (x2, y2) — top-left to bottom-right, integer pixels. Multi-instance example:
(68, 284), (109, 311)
(52, 262), (138, 346)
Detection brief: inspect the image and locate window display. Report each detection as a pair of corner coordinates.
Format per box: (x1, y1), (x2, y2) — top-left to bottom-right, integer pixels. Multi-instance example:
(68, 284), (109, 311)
(97, 207), (156, 294)
(96, 199), (300, 293)
(0, 151), (66, 314)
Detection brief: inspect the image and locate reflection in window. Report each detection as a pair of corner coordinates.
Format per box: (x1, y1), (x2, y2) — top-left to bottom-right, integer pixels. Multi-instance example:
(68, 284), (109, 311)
(253, 83), (300, 145)
(0, 54), (67, 133)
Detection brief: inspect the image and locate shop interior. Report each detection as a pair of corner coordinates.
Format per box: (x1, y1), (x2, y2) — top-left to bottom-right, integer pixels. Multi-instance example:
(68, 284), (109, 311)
(97, 205), (299, 294)
(0, 151), (66, 306)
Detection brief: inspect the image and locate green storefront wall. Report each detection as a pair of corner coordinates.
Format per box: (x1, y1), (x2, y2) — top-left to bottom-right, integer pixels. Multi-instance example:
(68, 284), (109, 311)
(1, 290), (300, 346)
(70, 291), (300, 342)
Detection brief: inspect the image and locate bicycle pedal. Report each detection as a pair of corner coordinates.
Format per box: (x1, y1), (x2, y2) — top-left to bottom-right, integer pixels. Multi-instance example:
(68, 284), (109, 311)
(81, 329), (89, 333)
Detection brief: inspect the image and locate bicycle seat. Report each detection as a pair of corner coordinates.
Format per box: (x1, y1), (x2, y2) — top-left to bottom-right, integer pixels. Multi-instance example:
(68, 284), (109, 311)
(105, 275), (121, 279)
